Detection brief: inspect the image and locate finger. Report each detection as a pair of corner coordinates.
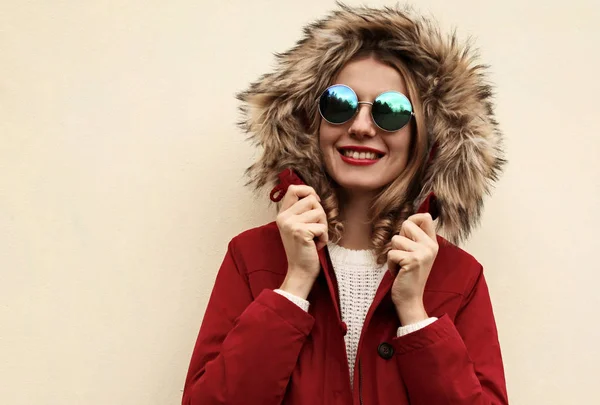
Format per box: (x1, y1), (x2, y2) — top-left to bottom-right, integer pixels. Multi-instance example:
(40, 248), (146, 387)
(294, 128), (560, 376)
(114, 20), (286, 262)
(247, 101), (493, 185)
(296, 208), (327, 225)
(391, 234), (419, 252)
(285, 194), (322, 216)
(400, 218), (430, 243)
(304, 223), (329, 250)
(407, 213), (437, 241)
(387, 249), (410, 276)
(280, 185), (320, 211)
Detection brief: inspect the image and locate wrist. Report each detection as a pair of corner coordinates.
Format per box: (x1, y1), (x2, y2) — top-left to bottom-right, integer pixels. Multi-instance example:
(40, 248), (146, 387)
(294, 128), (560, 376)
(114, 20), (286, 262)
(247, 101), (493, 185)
(279, 272), (315, 300)
(394, 300), (428, 326)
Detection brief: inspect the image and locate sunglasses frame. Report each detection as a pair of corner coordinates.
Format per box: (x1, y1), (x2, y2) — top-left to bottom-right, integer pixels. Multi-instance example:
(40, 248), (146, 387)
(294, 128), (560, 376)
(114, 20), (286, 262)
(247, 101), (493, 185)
(317, 84), (415, 132)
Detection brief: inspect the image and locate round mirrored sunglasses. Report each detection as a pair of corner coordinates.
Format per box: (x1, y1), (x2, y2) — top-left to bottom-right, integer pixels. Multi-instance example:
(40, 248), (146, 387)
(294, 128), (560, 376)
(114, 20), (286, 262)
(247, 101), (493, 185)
(318, 84), (414, 132)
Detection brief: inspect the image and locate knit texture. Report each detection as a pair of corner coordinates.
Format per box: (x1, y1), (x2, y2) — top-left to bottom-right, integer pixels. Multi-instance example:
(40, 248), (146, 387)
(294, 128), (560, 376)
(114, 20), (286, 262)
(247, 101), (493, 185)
(273, 288), (310, 312)
(274, 242), (437, 386)
(326, 241), (387, 384)
(397, 316), (438, 335)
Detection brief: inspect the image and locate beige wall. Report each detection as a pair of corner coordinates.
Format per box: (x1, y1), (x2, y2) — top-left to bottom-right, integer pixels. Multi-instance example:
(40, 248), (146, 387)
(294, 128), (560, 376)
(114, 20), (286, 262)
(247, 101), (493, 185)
(1, 1), (598, 404)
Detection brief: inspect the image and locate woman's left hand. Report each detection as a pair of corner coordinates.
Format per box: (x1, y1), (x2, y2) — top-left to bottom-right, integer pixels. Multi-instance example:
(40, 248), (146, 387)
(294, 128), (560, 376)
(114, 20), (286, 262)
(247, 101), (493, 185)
(387, 213), (439, 325)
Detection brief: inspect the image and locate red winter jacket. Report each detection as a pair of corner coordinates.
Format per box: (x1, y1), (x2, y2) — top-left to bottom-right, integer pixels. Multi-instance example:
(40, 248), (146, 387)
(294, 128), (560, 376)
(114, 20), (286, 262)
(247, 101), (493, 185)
(182, 169), (509, 405)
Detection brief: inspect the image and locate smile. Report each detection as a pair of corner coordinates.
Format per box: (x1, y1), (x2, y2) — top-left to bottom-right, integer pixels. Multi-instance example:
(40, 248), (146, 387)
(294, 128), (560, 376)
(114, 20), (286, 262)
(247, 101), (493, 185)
(337, 148), (384, 166)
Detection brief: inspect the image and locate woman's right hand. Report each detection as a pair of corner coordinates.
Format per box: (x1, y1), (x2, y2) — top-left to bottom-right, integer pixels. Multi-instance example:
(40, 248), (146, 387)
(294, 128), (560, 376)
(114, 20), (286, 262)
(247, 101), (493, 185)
(276, 185), (328, 299)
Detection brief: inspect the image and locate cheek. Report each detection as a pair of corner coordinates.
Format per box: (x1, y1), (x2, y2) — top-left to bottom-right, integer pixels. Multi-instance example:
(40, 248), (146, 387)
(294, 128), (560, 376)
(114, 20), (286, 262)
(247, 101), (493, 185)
(385, 133), (413, 175)
(318, 122), (337, 150)
(388, 133), (411, 157)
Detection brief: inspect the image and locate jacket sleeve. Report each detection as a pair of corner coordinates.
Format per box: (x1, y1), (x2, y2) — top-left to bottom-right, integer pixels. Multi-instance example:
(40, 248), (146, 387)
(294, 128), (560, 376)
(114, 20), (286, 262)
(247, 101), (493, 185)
(391, 265), (509, 404)
(181, 239), (316, 405)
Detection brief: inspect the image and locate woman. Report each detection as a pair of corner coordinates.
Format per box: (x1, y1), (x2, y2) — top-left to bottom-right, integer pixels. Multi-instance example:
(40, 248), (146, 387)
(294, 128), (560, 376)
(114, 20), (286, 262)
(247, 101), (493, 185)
(183, 4), (508, 405)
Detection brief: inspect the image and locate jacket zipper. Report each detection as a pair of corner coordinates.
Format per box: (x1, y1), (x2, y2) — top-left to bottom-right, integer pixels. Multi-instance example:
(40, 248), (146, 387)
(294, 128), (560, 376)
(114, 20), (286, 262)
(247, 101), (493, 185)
(358, 360), (363, 405)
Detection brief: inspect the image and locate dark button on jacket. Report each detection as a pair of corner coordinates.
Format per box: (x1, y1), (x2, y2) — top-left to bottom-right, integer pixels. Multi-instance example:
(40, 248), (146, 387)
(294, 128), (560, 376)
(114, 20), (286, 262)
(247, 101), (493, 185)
(378, 342), (394, 359)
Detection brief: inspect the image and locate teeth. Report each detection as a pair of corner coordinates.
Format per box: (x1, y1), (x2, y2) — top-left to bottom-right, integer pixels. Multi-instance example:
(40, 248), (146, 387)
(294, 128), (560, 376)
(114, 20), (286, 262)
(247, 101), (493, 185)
(341, 149), (379, 160)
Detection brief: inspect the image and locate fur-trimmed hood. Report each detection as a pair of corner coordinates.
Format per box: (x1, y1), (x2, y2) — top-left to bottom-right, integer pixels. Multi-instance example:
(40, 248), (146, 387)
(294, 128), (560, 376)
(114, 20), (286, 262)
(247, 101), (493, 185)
(236, 3), (505, 244)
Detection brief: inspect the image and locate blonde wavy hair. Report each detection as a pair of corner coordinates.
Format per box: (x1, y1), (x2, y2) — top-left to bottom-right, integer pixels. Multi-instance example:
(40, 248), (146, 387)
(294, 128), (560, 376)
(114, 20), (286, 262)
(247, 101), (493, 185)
(313, 48), (430, 265)
(241, 5), (504, 249)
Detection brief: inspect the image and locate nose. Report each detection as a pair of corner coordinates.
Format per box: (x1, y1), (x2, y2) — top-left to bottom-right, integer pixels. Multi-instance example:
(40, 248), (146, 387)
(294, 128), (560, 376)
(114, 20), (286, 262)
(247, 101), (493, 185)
(348, 104), (377, 138)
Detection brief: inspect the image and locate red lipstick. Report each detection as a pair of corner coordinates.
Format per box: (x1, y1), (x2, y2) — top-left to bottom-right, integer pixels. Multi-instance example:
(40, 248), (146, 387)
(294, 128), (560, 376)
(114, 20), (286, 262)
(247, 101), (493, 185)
(337, 146), (384, 166)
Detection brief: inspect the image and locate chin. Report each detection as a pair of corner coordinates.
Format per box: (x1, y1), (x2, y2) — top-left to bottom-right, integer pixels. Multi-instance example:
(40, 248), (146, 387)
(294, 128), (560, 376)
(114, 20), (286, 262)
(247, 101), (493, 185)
(332, 173), (387, 192)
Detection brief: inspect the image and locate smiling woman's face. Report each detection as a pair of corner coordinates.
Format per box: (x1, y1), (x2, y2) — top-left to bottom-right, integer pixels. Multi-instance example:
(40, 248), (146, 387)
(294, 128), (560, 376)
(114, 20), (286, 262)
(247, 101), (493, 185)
(319, 56), (413, 193)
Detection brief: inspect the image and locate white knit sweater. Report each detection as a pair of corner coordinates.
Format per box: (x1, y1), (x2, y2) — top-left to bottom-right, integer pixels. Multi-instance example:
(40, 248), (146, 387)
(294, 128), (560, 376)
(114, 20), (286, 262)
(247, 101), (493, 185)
(275, 241), (437, 385)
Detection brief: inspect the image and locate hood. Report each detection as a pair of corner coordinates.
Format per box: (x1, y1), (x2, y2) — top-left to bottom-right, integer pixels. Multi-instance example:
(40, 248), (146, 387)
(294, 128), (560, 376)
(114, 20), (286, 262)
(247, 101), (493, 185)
(236, 3), (505, 245)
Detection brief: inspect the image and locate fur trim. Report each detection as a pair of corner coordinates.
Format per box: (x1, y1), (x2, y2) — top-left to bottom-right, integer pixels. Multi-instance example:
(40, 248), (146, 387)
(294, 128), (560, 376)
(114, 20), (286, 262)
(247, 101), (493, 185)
(236, 2), (505, 244)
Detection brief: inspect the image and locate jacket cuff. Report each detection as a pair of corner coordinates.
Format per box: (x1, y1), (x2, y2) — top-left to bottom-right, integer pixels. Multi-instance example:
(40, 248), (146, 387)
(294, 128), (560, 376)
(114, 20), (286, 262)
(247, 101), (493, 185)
(273, 289), (310, 312)
(391, 314), (457, 355)
(254, 289), (315, 335)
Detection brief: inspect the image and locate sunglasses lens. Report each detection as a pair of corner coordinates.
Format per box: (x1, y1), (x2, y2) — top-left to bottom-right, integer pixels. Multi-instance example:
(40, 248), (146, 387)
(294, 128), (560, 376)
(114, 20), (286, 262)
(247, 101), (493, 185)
(372, 91), (413, 131)
(319, 85), (358, 124)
